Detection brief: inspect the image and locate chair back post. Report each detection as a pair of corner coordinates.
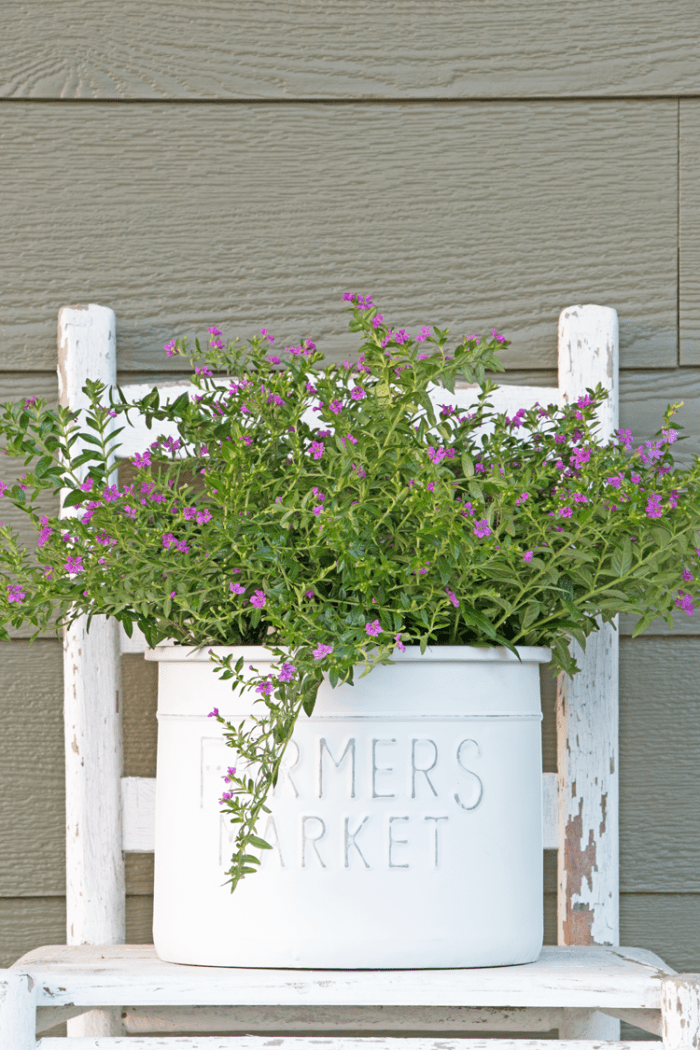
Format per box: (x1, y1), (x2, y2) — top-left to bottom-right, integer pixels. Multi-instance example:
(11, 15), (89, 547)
(58, 305), (125, 950)
(556, 305), (620, 948)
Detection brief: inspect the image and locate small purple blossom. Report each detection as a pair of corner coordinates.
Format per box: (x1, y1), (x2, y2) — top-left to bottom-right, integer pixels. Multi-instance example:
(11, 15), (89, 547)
(313, 643), (334, 660)
(64, 556), (84, 574)
(676, 591), (695, 616)
(38, 517), (53, 547)
(617, 429), (634, 451)
(523, 551), (534, 562)
(196, 508), (212, 525)
(267, 355), (281, 365)
(7, 583), (25, 604)
(394, 633), (406, 653)
(164, 339), (179, 357)
(329, 399), (344, 415)
(309, 441), (325, 460)
(662, 428), (678, 444)
(558, 506), (573, 518)
(350, 386), (366, 401)
(515, 491), (529, 507)
(304, 590), (315, 598)
(250, 590), (267, 608)
(607, 476), (623, 489)
(80, 478), (94, 493)
(571, 447), (591, 470)
(473, 519), (492, 538)
(278, 663), (297, 683)
(208, 708), (220, 718)
(365, 619), (382, 637)
(133, 451), (151, 470)
(0, 481), (8, 499)
(573, 493), (588, 503)
(492, 329), (506, 343)
(682, 569), (694, 582)
(256, 679), (274, 696)
(445, 588), (459, 608)
(645, 493), (663, 519)
(230, 582), (245, 595)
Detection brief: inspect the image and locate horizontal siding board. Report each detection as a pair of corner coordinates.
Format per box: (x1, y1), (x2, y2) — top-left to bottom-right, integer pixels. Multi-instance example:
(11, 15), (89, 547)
(620, 638), (700, 893)
(4, 2), (700, 100)
(680, 101), (700, 364)
(620, 893), (700, 975)
(0, 895), (153, 968)
(0, 102), (678, 373)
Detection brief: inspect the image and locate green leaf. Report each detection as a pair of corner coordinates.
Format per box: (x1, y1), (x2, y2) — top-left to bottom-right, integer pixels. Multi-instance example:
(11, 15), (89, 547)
(461, 451), (475, 478)
(631, 609), (659, 638)
(62, 488), (86, 509)
(248, 835), (273, 850)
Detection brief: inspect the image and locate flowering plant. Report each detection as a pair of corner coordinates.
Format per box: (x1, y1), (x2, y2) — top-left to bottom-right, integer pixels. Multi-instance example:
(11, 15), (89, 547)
(1, 294), (698, 888)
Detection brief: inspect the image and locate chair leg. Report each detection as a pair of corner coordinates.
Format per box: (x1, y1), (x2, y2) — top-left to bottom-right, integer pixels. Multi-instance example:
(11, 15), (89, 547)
(0, 971), (36, 1050)
(67, 1006), (123, 1036)
(559, 1008), (620, 1039)
(661, 974), (700, 1049)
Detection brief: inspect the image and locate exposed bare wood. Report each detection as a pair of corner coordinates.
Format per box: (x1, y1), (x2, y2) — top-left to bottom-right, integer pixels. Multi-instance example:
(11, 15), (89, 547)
(661, 974), (700, 1050)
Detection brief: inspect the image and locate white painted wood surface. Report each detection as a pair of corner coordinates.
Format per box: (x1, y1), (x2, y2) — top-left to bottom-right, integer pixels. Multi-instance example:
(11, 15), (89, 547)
(35, 1039), (663, 1050)
(59, 305), (125, 1041)
(556, 305), (620, 950)
(661, 974), (700, 1050)
(0, 971), (35, 1050)
(13, 944), (674, 1009)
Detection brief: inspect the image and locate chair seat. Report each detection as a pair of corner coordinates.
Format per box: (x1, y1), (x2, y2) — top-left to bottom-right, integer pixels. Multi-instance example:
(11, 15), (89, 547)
(13, 944), (673, 1010)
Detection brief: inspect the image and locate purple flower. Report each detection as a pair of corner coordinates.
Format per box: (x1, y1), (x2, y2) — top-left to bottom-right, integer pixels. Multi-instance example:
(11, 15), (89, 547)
(196, 508), (212, 525)
(341, 433), (358, 446)
(682, 569), (694, 582)
(662, 428), (678, 444)
(256, 679), (274, 696)
(523, 551), (534, 562)
(329, 399), (344, 415)
(267, 355), (281, 365)
(169, 591), (176, 598)
(445, 588), (459, 608)
(554, 433), (567, 444)
(207, 326), (222, 336)
(64, 556), (84, 574)
(183, 507), (197, 520)
(473, 519), (492, 538)
(645, 494), (663, 519)
(676, 591), (695, 616)
(230, 582), (245, 595)
(371, 314), (384, 329)
(571, 447), (591, 470)
(638, 440), (663, 466)
(515, 491), (529, 506)
(133, 451), (151, 470)
(225, 766), (237, 779)
(573, 493), (588, 503)
(304, 590), (315, 598)
(558, 506), (573, 518)
(102, 485), (121, 502)
(7, 583), (25, 604)
(278, 663), (297, 683)
(394, 633), (406, 653)
(219, 791), (234, 803)
(313, 505), (323, 516)
(313, 643), (334, 660)
(416, 326), (431, 343)
(350, 386), (366, 401)
(309, 441), (325, 460)
(250, 590), (267, 608)
(492, 329), (506, 343)
(38, 518), (53, 547)
(164, 339), (179, 356)
(0, 481), (8, 499)
(162, 533), (178, 549)
(80, 478), (94, 493)
(365, 619), (382, 637)
(607, 476), (623, 489)
(208, 708), (220, 718)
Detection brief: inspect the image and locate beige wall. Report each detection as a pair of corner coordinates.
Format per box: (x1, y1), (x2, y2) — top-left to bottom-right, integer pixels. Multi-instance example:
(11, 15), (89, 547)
(1, 4), (699, 1022)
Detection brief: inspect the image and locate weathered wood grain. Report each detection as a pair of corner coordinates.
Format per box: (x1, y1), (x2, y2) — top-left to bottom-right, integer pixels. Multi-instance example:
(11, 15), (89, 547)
(0, 103), (678, 372)
(4, 1), (700, 100)
(680, 101), (700, 365)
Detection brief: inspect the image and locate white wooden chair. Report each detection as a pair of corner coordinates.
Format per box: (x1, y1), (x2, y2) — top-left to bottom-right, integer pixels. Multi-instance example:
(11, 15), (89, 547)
(2, 303), (699, 1050)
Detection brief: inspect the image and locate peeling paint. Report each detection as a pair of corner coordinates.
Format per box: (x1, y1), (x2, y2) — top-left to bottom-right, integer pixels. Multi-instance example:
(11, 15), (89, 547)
(562, 798), (599, 945)
(600, 792), (608, 837)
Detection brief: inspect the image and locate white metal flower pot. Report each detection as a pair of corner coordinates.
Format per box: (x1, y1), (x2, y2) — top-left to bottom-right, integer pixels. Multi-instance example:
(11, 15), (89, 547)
(148, 644), (550, 968)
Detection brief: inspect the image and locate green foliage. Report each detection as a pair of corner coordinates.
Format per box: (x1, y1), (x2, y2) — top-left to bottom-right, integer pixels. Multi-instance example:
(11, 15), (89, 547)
(1, 297), (698, 889)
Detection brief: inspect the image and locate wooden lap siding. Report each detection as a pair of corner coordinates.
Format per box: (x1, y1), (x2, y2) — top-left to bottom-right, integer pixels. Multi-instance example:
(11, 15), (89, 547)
(1, 7), (700, 1003)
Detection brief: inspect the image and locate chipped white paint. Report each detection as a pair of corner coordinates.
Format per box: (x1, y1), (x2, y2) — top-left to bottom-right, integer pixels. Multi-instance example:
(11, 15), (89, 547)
(556, 306), (620, 953)
(12, 943), (674, 1009)
(661, 975), (700, 1050)
(0, 971), (35, 1050)
(59, 304), (125, 1041)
